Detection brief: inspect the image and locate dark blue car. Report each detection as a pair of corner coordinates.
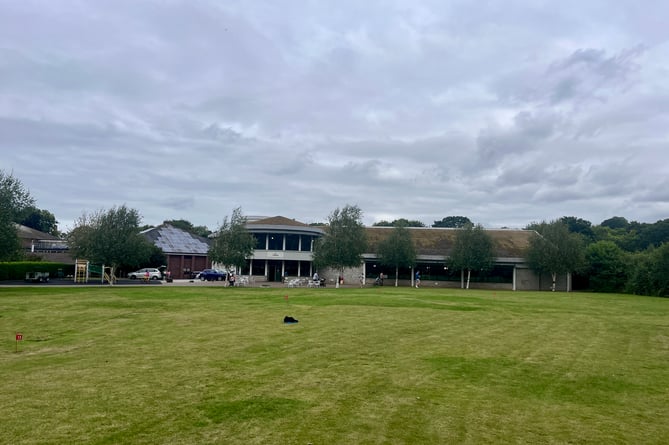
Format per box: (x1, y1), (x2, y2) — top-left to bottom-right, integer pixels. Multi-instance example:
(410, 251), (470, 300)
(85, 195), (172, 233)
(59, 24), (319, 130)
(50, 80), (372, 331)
(199, 269), (227, 281)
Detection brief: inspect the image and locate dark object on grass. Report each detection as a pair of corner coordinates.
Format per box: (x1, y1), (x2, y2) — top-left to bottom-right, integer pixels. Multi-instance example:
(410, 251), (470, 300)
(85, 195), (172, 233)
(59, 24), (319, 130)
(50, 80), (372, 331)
(284, 316), (298, 324)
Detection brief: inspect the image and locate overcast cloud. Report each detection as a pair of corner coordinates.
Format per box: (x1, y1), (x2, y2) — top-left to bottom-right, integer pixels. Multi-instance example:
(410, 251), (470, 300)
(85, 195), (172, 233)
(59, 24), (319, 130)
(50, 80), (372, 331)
(1, 0), (668, 230)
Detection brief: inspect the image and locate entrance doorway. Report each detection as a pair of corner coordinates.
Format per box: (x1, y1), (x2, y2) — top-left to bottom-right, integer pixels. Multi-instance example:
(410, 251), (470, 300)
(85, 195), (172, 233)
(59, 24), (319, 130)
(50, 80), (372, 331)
(267, 260), (282, 282)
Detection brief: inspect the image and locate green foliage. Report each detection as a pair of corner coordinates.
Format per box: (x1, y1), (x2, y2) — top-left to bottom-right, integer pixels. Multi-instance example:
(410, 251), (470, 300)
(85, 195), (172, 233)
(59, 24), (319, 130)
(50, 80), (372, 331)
(67, 205), (153, 271)
(0, 169), (35, 221)
(209, 207), (255, 270)
(601, 216), (629, 230)
(373, 218), (425, 227)
(313, 204), (367, 272)
(377, 224), (417, 281)
(432, 216), (472, 228)
(0, 170), (35, 260)
(560, 216), (594, 242)
(0, 205), (20, 261)
(450, 224), (494, 289)
(585, 241), (629, 293)
(0, 261), (73, 280)
(527, 220), (586, 282)
(626, 243), (669, 297)
(163, 219), (211, 238)
(18, 206), (60, 236)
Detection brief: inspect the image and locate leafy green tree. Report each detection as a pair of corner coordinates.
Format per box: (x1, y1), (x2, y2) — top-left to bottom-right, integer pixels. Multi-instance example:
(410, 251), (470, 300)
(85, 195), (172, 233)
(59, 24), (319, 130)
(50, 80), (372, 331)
(373, 218), (425, 227)
(450, 223), (494, 289)
(19, 207), (59, 236)
(313, 204), (367, 286)
(209, 207), (255, 273)
(67, 205), (154, 280)
(560, 216), (594, 243)
(0, 170), (36, 259)
(600, 216), (629, 230)
(164, 219), (211, 238)
(585, 241), (628, 293)
(0, 204), (20, 261)
(626, 243), (669, 297)
(0, 170), (35, 220)
(433, 216), (472, 228)
(377, 223), (417, 286)
(527, 220), (586, 291)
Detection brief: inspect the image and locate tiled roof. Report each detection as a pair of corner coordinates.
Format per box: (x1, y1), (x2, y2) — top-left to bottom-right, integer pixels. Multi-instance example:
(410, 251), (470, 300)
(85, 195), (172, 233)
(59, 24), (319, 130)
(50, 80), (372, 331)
(142, 225), (210, 255)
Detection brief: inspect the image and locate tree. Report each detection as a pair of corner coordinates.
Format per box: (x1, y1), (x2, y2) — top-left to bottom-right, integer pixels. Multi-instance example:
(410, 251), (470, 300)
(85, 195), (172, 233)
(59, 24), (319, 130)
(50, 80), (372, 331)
(560, 216), (594, 242)
(377, 223), (417, 286)
(67, 205), (154, 280)
(433, 216), (472, 228)
(0, 170), (35, 220)
(449, 223), (494, 289)
(0, 204), (20, 261)
(0, 170), (36, 260)
(163, 219), (211, 238)
(312, 204), (367, 286)
(19, 207), (59, 236)
(373, 218), (425, 227)
(600, 216), (629, 230)
(209, 207), (255, 272)
(585, 241), (628, 293)
(527, 220), (586, 291)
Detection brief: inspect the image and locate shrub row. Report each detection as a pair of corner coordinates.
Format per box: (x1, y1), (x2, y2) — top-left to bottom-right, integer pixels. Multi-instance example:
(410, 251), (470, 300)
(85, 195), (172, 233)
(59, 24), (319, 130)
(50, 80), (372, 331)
(0, 262), (74, 281)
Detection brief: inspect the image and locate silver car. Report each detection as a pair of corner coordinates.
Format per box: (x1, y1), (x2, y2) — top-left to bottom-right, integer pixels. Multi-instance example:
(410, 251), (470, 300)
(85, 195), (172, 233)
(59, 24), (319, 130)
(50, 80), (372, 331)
(128, 268), (162, 280)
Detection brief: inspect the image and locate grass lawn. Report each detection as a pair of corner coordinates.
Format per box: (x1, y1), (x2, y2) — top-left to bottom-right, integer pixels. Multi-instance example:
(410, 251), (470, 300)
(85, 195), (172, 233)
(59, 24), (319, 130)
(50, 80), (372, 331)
(1, 286), (668, 444)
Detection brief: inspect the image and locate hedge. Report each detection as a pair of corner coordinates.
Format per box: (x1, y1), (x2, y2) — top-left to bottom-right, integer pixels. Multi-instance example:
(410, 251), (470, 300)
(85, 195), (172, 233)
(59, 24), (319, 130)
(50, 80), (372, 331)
(0, 262), (74, 281)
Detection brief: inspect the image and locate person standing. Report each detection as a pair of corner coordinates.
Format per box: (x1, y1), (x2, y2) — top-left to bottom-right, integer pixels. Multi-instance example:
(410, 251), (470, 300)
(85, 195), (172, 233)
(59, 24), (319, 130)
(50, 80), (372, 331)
(415, 270), (421, 288)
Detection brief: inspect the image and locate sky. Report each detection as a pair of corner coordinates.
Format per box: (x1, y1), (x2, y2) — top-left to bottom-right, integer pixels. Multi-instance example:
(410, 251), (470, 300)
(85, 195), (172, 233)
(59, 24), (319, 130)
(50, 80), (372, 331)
(1, 1), (668, 231)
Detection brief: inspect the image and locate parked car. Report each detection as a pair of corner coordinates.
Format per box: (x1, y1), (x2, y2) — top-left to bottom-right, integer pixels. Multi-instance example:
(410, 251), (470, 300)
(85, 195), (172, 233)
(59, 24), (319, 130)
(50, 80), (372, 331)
(128, 268), (162, 280)
(199, 269), (227, 281)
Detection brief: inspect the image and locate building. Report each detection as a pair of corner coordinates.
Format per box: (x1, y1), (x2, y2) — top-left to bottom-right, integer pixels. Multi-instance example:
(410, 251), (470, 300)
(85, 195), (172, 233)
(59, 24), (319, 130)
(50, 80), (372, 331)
(141, 224), (212, 279)
(236, 217), (570, 291)
(16, 224), (72, 263)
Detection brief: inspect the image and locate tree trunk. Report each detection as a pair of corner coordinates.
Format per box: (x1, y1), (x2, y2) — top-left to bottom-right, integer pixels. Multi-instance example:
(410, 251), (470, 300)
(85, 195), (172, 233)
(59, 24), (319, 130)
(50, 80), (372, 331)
(466, 269), (471, 289)
(395, 266), (398, 287)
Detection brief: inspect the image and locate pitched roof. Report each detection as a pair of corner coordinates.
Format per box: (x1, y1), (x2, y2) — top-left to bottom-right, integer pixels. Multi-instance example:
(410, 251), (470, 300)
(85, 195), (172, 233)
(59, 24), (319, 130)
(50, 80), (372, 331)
(247, 216), (311, 227)
(365, 227), (533, 259)
(16, 224), (60, 241)
(141, 224), (210, 255)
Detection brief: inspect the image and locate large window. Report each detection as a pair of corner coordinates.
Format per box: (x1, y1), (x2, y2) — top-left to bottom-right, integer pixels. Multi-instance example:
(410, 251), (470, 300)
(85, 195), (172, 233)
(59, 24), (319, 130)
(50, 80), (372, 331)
(251, 260), (265, 276)
(254, 233), (267, 250)
(284, 260), (299, 276)
(268, 234), (283, 250)
(285, 234), (300, 251)
(300, 235), (314, 252)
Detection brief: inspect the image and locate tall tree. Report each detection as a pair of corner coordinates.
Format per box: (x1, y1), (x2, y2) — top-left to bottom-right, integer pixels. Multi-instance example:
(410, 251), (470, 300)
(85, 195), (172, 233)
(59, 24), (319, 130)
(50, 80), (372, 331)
(373, 218), (425, 227)
(209, 207), (255, 273)
(312, 204), (367, 286)
(67, 205), (154, 280)
(585, 240), (628, 293)
(0, 204), (20, 261)
(433, 216), (472, 228)
(19, 207), (59, 236)
(450, 223), (494, 289)
(377, 223), (417, 286)
(0, 170), (35, 220)
(560, 216), (594, 242)
(527, 220), (586, 291)
(0, 170), (36, 259)
(164, 219), (211, 238)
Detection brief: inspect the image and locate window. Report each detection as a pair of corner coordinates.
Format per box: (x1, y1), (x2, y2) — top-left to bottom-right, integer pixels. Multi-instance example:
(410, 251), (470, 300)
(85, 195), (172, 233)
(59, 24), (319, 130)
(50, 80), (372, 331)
(254, 233), (267, 250)
(285, 234), (300, 251)
(268, 234), (283, 250)
(300, 235), (314, 251)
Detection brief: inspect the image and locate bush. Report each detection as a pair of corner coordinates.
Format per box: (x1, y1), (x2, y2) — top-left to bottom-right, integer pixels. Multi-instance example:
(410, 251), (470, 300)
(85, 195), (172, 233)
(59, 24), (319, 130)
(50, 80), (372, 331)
(0, 261), (73, 281)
